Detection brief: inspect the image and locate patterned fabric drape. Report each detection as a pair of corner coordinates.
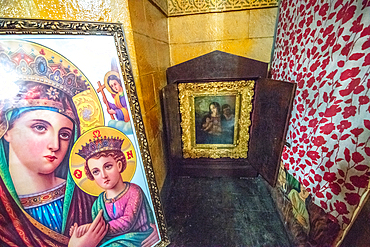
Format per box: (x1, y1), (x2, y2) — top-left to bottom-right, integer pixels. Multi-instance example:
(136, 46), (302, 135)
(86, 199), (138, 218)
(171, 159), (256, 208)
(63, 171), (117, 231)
(271, 0), (370, 228)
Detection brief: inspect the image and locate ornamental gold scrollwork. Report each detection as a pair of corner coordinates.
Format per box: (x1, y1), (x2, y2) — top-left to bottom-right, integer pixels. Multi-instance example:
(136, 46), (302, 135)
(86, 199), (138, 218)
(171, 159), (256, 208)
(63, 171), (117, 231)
(179, 80), (255, 159)
(73, 89), (104, 134)
(168, 0), (278, 16)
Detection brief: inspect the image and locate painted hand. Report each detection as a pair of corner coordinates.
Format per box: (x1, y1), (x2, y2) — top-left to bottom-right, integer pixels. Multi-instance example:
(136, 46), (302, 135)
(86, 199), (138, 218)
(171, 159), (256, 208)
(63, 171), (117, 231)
(68, 210), (108, 247)
(108, 109), (116, 115)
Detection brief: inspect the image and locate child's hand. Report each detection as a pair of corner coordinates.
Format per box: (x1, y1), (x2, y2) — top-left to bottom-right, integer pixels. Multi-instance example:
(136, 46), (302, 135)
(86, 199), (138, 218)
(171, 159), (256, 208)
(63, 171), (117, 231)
(69, 223), (78, 237)
(69, 223), (91, 238)
(68, 210), (108, 247)
(76, 223), (91, 238)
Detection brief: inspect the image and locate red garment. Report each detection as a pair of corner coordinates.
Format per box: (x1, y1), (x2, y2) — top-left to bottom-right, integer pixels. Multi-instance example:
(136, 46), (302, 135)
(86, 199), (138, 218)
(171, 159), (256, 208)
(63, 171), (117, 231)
(0, 177), (95, 246)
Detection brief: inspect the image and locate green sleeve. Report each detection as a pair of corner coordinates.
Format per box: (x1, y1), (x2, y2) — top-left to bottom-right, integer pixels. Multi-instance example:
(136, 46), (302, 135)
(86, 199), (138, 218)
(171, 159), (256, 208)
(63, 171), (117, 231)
(92, 192), (111, 222)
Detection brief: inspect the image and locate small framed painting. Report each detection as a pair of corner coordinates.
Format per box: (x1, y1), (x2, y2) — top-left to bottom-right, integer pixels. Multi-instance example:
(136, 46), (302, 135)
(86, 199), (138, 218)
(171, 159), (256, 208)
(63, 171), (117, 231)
(0, 18), (168, 247)
(178, 80), (255, 159)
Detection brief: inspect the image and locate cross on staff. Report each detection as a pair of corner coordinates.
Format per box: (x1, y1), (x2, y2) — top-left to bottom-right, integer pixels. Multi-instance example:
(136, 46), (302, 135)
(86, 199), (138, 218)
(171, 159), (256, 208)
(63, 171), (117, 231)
(97, 81), (115, 120)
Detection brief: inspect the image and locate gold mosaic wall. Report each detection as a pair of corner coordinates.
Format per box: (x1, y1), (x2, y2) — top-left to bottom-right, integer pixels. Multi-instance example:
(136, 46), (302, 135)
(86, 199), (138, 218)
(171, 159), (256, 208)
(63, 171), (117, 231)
(0, 0), (170, 190)
(168, 0), (279, 16)
(169, 7), (278, 65)
(128, 0), (170, 190)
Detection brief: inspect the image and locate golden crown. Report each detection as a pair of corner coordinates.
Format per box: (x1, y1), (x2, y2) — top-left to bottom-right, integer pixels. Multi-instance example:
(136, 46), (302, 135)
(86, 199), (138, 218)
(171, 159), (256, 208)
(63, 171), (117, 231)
(0, 46), (89, 98)
(76, 136), (124, 160)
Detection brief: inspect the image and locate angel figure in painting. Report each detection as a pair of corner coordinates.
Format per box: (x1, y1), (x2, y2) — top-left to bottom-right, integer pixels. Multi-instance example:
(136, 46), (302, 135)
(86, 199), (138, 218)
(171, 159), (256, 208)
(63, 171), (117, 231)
(221, 104), (235, 144)
(0, 40), (107, 246)
(101, 71), (130, 123)
(73, 136), (159, 246)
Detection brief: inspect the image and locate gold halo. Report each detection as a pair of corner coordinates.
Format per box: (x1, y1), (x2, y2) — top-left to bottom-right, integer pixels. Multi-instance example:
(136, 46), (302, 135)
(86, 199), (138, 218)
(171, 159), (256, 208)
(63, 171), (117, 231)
(104, 71), (121, 94)
(69, 126), (137, 196)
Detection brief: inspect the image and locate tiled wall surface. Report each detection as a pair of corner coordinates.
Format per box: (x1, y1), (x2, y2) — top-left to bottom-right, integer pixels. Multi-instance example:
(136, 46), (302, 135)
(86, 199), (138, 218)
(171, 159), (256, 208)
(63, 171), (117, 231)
(151, 0), (168, 15)
(128, 0), (170, 190)
(169, 7), (278, 66)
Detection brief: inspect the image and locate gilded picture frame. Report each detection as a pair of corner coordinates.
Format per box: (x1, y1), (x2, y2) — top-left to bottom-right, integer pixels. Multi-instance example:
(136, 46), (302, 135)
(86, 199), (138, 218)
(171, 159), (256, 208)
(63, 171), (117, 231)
(0, 18), (169, 247)
(178, 80), (255, 159)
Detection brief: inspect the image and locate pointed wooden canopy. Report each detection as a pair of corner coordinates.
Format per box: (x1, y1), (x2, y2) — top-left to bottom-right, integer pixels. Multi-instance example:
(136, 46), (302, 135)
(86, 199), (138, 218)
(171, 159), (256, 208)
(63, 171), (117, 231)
(163, 51), (296, 187)
(167, 50), (268, 83)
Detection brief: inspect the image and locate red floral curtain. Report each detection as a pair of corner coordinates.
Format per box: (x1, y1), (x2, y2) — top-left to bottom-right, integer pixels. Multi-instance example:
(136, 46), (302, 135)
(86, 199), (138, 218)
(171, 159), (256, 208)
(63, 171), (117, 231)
(271, 0), (370, 228)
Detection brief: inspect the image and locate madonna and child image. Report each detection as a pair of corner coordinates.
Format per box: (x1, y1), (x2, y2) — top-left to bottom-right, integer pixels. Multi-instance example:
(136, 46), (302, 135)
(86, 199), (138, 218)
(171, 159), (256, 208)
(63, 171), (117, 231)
(0, 39), (159, 246)
(195, 95), (237, 145)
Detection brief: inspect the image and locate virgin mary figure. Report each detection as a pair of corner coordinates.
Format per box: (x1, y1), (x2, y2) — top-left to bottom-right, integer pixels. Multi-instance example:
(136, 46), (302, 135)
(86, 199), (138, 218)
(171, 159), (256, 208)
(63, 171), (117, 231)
(0, 40), (107, 246)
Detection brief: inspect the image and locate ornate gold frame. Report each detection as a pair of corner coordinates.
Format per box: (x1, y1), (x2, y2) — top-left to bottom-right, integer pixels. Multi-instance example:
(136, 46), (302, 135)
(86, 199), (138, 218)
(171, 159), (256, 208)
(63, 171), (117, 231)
(0, 18), (169, 247)
(179, 80), (255, 159)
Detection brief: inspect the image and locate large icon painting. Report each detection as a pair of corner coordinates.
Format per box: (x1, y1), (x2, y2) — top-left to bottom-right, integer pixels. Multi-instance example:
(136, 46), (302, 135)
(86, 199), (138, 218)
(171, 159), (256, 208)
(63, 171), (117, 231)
(0, 19), (168, 247)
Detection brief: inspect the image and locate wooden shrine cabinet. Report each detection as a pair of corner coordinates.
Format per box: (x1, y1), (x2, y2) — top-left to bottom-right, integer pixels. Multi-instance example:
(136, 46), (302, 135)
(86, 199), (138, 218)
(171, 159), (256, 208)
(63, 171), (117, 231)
(161, 51), (296, 186)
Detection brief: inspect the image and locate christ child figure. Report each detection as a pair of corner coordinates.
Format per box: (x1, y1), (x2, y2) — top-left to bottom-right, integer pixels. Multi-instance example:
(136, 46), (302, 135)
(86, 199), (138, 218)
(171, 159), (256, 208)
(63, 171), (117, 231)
(73, 137), (156, 246)
(202, 116), (215, 134)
